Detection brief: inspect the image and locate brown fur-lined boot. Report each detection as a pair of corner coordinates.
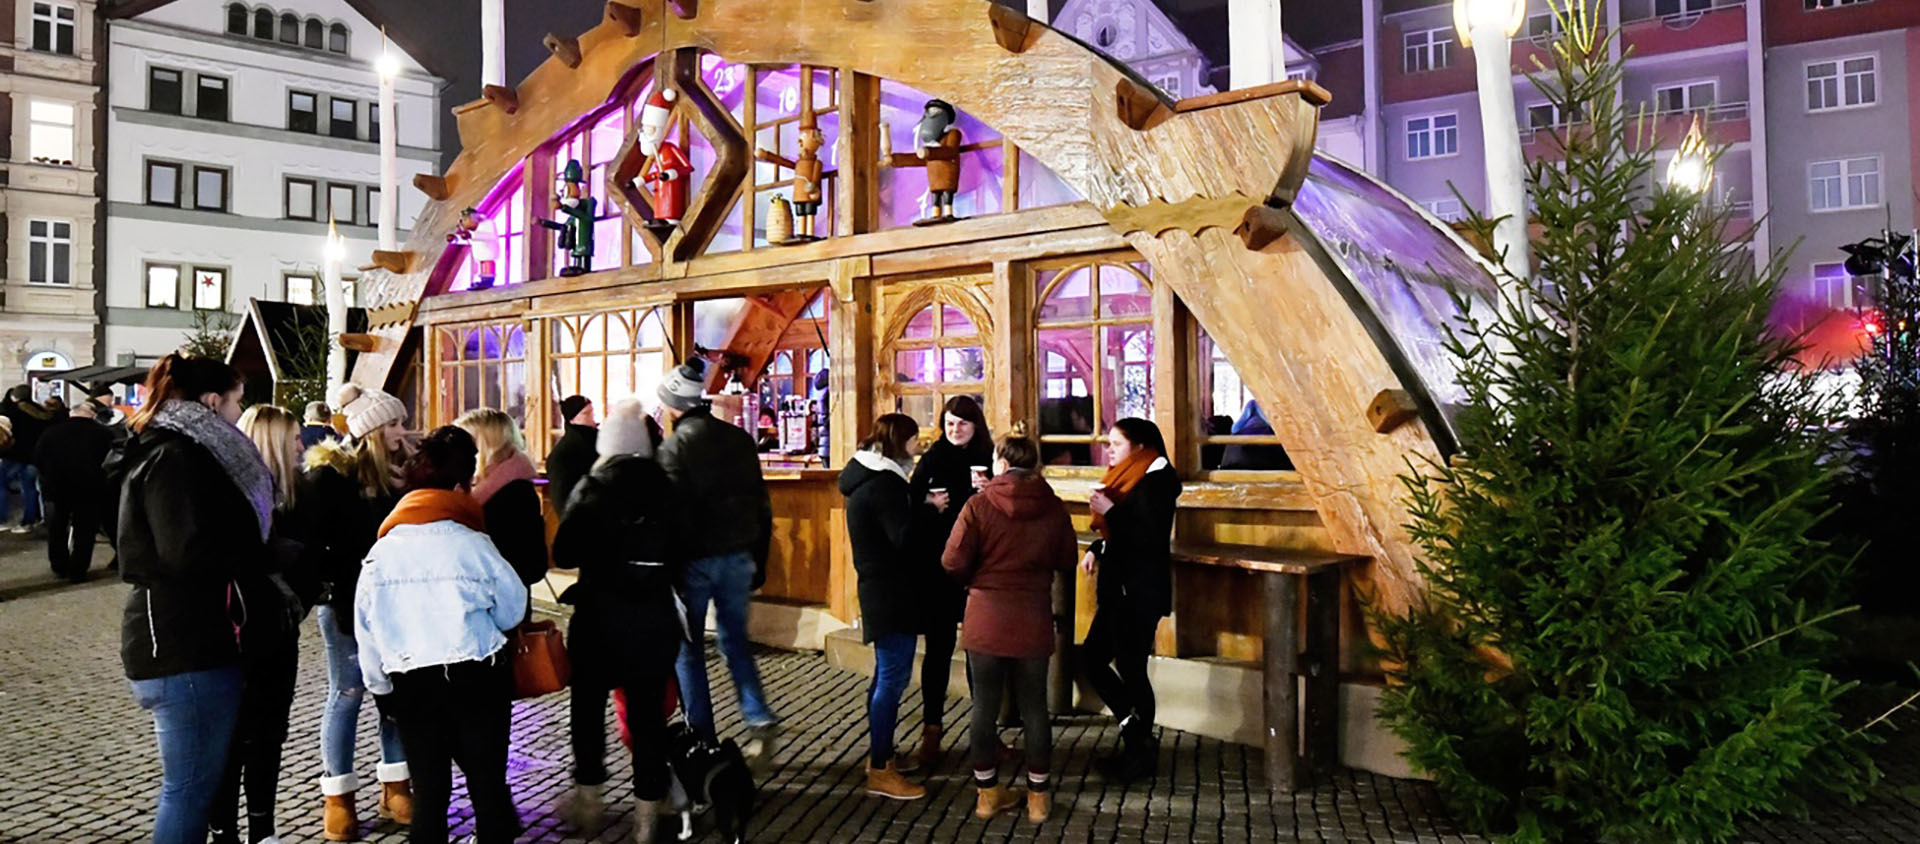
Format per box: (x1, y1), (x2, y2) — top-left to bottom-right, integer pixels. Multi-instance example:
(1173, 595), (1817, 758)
(376, 763), (413, 826)
(320, 774), (359, 842)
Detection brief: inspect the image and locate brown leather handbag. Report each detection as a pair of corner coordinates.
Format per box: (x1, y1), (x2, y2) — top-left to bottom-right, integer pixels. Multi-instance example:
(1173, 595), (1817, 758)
(507, 616), (570, 700)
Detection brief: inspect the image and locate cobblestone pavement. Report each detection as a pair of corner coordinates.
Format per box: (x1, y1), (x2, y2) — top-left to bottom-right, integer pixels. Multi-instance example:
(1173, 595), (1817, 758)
(2, 536), (1918, 843)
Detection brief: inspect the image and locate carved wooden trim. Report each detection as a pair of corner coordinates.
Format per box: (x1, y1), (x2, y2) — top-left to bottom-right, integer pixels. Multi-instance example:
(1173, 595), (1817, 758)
(612, 48), (750, 264)
(878, 281), (994, 351)
(360, 250), (413, 274)
(544, 32), (582, 68)
(338, 333), (381, 353)
(1366, 389), (1419, 434)
(1237, 204), (1291, 252)
(605, 1), (644, 36)
(482, 84), (519, 114)
(1115, 78), (1173, 131)
(1107, 191), (1261, 238)
(987, 3), (1039, 54)
(365, 299), (417, 330)
(412, 173), (449, 201)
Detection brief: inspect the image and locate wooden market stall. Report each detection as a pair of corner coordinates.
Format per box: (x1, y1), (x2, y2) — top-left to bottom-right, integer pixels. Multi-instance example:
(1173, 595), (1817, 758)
(346, 0), (1500, 792)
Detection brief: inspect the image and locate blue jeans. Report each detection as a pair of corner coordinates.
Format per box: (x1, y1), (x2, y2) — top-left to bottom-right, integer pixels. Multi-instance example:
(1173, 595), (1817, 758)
(316, 606), (405, 777)
(130, 665), (244, 844)
(0, 460), (41, 525)
(867, 633), (918, 768)
(675, 551), (777, 741)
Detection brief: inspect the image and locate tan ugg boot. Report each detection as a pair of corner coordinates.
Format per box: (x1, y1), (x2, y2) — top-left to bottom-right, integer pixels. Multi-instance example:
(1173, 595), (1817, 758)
(1027, 789), (1050, 824)
(320, 774), (359, 842)
(973, 784), (1023, 820)
(376, 763), (413, 826)
(865, 761), (927, 801)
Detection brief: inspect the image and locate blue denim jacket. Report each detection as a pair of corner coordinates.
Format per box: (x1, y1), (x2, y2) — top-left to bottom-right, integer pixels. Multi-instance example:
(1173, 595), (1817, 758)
(353, 520), (528, 695)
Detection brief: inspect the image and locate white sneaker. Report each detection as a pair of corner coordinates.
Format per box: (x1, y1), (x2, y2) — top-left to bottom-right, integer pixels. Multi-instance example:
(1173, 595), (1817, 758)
(9, 524), (31, 534)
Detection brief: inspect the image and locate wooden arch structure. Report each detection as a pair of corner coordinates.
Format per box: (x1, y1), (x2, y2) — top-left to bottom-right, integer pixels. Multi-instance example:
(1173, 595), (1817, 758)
(354, 0), (1461, 624)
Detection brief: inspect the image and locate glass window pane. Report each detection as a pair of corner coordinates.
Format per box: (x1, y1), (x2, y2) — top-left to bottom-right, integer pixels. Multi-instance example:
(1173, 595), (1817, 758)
(940, 305), (976, 337)
(941, 347), (985, 383)
(899, 394), (938, 430)
(287, 180), (315, 218)
(193, 269), (225, 310)
(196, 169), (225, 210)
(902, 306), (936, 339)
(147, 266), (180, 307)
(1036, 326), (1095, 436)
(636, 307), (667, 348)
(1037, 268), (1094, 322)
(1098, 265), (1152, 318)
(894, 349), (936, 384)
(1104, 323), (1155, 427)
(148, 164), (179, 205)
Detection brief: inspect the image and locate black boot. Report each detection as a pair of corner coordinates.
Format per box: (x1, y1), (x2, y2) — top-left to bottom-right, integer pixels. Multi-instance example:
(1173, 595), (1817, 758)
(1096, 717), (1157, 783)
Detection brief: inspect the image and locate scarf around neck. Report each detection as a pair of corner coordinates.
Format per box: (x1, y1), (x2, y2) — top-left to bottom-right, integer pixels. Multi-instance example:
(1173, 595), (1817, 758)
(471, 451), (538, 505)
(1091, 448), (1162, 539)
(150, 399), (274, 541)
(853, 448), (911, 483)
(378, 488), (487, 539)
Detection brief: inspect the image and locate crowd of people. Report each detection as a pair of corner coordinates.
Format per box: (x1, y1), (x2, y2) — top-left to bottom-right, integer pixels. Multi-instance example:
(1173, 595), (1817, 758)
(73, 347), (1180, 844)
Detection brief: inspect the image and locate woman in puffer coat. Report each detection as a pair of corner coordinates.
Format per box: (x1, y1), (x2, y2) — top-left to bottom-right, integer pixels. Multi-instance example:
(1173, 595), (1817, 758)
(551, 398), (684, 843)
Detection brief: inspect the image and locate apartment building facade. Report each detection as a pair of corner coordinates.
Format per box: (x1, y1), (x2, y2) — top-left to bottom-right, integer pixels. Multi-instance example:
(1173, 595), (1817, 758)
(1, 0), (104, 396)
(101, 0), (441, 365)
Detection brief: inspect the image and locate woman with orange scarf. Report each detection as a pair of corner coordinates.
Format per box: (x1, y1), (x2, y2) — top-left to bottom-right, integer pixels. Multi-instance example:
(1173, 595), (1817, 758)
(1080, 417), (1181, 783)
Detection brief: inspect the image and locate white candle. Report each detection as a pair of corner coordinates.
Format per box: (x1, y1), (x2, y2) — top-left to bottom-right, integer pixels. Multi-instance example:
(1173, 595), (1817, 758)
(322, 218), (348, 393)
(481, 0), (506, 89)
(376, 44), (400, 252)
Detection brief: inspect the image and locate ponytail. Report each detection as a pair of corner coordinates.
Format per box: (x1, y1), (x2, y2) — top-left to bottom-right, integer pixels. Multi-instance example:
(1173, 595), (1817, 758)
(129, 353), (243, 433)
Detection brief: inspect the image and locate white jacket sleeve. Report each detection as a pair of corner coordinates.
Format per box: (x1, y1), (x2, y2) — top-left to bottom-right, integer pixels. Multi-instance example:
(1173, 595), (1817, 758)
(353, 562), (393, 696)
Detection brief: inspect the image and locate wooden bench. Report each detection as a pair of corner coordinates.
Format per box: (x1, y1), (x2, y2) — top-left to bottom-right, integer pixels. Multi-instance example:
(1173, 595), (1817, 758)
(1071, 535), (1364, 796)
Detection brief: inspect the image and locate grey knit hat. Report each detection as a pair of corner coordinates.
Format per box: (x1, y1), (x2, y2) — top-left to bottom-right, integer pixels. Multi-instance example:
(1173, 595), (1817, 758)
(657, 357), (709, 412)
(332, 383), (407, 440)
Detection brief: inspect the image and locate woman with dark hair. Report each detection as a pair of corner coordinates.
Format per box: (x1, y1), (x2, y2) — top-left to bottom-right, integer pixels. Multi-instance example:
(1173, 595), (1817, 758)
(1081, 417), (1181, 783)
(904, 395), (993, 768)
(841, 413), (930, 800)
(117, 354), (276, 844)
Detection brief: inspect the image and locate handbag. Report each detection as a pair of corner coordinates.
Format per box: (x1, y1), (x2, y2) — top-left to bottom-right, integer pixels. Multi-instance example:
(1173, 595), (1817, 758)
(507, 577), (571, 699)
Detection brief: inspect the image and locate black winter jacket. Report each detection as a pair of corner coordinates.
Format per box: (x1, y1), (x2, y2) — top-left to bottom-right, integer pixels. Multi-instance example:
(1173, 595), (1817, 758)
(1091, 464), (1181, 618)
(839, 452), (920, 641)
(907, 438), (988, 624)
(289, 446), (397, 635)
(3, 399), (53, 462)
(553, 455), (686, 687)
(656, 407), (772, 581)
(33, 416), (113, 504)
(544, 424), (598, 518)
(117, 428), (266, 680)
(480, 478), (550, 585)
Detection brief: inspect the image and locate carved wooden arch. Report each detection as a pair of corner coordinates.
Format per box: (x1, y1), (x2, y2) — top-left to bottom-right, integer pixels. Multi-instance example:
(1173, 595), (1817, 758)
(355, 0), (1455, 616)
(880, 281), (994, 349)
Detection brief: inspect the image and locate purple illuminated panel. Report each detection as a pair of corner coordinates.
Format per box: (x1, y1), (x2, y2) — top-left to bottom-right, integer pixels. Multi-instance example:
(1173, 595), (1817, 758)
(877, 80), (1003, 227)
(1018, 149), (1081, 209)
(1291, 154), (1500, 416)
(446, 163), (527, 293)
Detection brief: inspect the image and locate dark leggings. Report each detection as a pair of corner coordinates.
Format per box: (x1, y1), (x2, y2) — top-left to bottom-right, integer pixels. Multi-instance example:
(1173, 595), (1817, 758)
(1082, 606), (1159, 728)
(571, 650), (677, 800)
(967, 652), (1052, 790)
(387, 657), (520, 844)
(921, 623), (956, 727)
(209, 638), (298, 843)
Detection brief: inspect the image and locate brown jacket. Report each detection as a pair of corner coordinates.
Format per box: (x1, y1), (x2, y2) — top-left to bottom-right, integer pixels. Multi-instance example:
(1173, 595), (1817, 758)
(941, 470), (1077, 659)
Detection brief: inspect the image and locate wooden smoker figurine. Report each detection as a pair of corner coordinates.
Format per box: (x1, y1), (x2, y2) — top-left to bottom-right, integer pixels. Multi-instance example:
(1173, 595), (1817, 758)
(447, 207), (499, 290)
(882, 98), (963, 225)
(754, 106), (827, 242)
(637, 87), (692, 235)
(540, 160), (596, 277)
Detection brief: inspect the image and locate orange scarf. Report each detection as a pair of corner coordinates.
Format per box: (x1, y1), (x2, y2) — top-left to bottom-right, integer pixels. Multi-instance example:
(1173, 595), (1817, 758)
(1090, 448), (1160, 539)
(378, 488), (487, 539)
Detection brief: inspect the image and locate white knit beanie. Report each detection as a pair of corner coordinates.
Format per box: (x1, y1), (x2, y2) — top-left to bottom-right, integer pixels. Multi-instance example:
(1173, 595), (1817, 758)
(596, 398), (654, 460)
(332, 383), (407, 440)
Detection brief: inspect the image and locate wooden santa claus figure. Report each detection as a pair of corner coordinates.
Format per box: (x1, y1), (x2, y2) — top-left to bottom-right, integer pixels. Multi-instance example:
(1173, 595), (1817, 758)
(637, 87), (692, 234)
(447, 206), (500, 290)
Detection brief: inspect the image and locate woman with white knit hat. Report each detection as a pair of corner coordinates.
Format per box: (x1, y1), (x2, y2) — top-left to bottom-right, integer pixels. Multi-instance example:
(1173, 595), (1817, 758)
(285, 383), (415, 841)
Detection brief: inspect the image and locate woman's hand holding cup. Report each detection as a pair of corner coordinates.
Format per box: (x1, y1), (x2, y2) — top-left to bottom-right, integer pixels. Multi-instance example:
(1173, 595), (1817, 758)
(928, 488), (951, 513)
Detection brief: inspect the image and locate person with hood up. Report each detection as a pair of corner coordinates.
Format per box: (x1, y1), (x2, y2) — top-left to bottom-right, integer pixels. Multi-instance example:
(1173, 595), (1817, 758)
(551, 398), (684, 840)
(942, 435), (1078, 825)
(354, 426), (526, 844)
(34, 398), (113, 581)
(903, 395), (994, 768)
(454, 408), (549, 586)
(840, 413), (931, 801)
(544, 395), (598, 517)
(1, 383), (53, 532)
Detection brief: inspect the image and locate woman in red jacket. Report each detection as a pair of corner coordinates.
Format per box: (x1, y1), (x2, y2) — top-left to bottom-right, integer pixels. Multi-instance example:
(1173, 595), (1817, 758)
(941, 436), (1077, 825)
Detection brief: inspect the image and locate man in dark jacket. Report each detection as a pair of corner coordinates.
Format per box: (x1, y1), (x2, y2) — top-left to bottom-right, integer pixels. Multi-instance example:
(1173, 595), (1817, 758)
(1, 385), (52, 532)
(545, 394), (599, 517)
(34, 400), (114, 580)
(655, 357), (779, 767)
(300, 402), (340, 449)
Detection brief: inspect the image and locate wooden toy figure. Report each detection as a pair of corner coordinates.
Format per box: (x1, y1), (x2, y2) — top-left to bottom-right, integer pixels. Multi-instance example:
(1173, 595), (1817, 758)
(637, 87), (692, 234)
(754, 107), (827, 242)
(882, 98), (963, 225)
(766, 195), (795, 244)
(540, 159), (596, 277)
(447, 206), (499, 290)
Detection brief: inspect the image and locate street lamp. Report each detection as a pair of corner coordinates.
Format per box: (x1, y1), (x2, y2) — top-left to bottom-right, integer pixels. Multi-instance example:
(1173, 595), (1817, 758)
(1665, 115), (1713, 195)
(322, 218), (349, 394)
(1454, 0), (1531, 285)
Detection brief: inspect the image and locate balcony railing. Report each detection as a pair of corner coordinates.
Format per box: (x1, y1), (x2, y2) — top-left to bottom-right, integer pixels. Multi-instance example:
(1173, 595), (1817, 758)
(1624, 0), (1746, 27)
(1651, 101), (1750, 123)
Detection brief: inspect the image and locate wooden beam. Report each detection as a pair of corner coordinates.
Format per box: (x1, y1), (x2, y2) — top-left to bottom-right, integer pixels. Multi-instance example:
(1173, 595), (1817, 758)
(835, 72), (880, 238)
(1264, 571), (1300, 795)
(989, 261), (1031, 437)
(360, 250), (413, 274)
(1176, 78), (1333, 112)
(1115, 78), (1173, 131)
(1366, 388), (1419, 434)
(1237, 204), (1291, 252)
(481, 84), (519, 114)
(411, 173), (449, 201)
(544, 32), (582, 69)
(337, 333), (381, 353)
(605, 1), (643, 36)
(987, 2), (1040, 54)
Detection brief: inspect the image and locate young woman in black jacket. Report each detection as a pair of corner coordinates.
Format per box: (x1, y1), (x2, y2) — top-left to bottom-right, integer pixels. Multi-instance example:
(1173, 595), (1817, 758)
(551, 398), (684, 842)
(456, 408), (550, 586)
(841, 413), (930, 801)
(904, 395), (994, 767)
(117, 355), (278, 844)
(1081, 417), (1182, 783)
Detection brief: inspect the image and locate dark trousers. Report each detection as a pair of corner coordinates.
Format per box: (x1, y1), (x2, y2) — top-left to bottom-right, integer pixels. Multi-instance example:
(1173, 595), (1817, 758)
(966, 652), (1052, 789)
(44, 496), (98, 579)
(386, 657), (519, 844)
(571, 648), (676, 801)
(210, 638), (298, 843)
(921, 623), (957, 727)
(1082, 606), (1160, 729)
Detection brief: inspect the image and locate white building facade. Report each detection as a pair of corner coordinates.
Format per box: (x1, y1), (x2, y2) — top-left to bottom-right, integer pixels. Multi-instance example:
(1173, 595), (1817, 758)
(2, 0), (104, 394)
(103, 0), (440, 365)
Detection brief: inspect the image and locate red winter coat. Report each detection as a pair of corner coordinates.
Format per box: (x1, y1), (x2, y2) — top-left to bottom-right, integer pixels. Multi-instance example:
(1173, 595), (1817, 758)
(941, 470), (1077, 660)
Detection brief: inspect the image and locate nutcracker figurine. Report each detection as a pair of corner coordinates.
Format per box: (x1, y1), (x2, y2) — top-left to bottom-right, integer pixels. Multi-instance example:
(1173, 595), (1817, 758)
(882, 98), (963, 225)
(637, 87), (692, 235)
(539, 160), (596, 277)
(447, 206), (499, 290)
(755, 107), (827, 242)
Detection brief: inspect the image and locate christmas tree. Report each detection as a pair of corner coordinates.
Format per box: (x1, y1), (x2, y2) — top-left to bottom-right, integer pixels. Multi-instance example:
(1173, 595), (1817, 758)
(1377, 5), (1874, 841)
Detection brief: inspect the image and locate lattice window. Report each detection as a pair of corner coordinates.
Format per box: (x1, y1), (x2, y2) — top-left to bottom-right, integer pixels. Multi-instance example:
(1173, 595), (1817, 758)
(1032, 259), (1154, 467)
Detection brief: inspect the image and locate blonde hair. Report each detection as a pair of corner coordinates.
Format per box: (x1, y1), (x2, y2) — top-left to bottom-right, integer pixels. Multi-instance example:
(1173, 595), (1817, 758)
(454, 408), (527, 483)
(238, 404), (303, 510)
(355, 427), (404, 498)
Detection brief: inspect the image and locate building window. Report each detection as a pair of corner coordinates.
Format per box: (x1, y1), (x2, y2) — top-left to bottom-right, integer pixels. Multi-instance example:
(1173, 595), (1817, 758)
(1654, 80), (1717, 114)
(146, 161), (182, 206)
(370, 105), (382, 144)
(1810, 262), (1866, 309)
(885, 295), (987, 431)
(193, 268), (226, 310)
(146, 264), (181, 308)
(285, 177), (317, 220)
(278, 12), (299, 44)
(329, 98), (358, 140)
(368, 187), (382, 227)
(197, 76), (229, 121)
(1033, 260), (1154, 467)
(285, 274), (318, 305)
(1526, 103), (1582, 130)
(304, 18), (324, 49)
(1196, 326), (1291, 471)
(1654, 0), (1713, 15)
(1526, 11), (1563, 41)
(226, 3), (248, 35)
(329, 23), (349, 53)
(31, 2), (76, 55)
(28, 220), (73, 286)
(1424, 197), (1466, 223)
(329, 184), (358, 225)
(547, 307), (670, 435)
(289, 91), (318, 133)
(1807, 56), (1877, 112)
(1806, 0), (1873, 9)
(252, 8), (273, 39)
(28, 100), (75, 166)
(1403, 28), (1452, 73)
(1810, 156), (1881, 212)
(1406, 113), (1459, 160)
(195, 167), (229, 212)
(149, 68), (184, 115)
(434, 321), (529, 427)
(1153, 75), (1181, 97)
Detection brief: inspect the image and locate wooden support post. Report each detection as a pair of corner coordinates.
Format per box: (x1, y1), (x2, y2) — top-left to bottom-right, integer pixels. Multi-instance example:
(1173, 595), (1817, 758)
(411, 173), (449, 201)
(826, 258), (873, 625)
(988, 261), (1030, 436)
(482, 84), (519, 114)
(1304, 568), (1341, 779)
(1264, 571), (1300, 796)
(544, 32), (582, 69)
(835, 72), (879, 238)
(604, 1), (643, 36)
(1050, 568), (1077, 713)
(1115, 78), (1173, 131)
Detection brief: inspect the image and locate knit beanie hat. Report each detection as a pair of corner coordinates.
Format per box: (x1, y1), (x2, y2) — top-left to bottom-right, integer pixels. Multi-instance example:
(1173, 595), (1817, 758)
(596, 398), (654, 460)
(333, 383), (408, 440)
(559, 394), (591, 423)
(657, 357), (709, 412)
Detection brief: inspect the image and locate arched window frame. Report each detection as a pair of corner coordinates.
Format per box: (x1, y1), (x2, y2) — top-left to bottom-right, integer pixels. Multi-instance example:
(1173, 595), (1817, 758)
(225, 3), (249, 35)
(278, 12), (299, 44)
(432, 319), (530, 429)
(1030, 257), (1155, 468)
(543, 306), (670, 446)
(303, 17), (323, 49)
(252, 8), (273, 39)
(882, 284), (992, 432)
(328, 22), (349, 54)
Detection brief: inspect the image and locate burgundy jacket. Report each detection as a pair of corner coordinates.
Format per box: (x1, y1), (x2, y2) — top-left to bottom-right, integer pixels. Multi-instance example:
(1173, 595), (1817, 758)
(941, 470), (1077, 660)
